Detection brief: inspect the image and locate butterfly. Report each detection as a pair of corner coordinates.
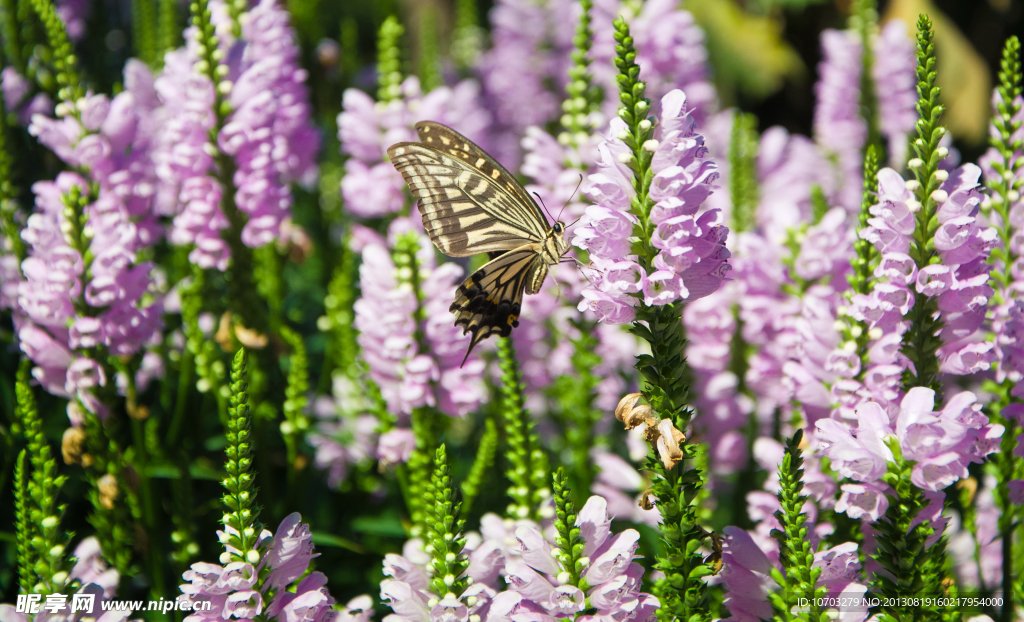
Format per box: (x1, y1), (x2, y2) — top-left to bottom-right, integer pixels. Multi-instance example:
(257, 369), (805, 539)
(387, 121), (571, 364)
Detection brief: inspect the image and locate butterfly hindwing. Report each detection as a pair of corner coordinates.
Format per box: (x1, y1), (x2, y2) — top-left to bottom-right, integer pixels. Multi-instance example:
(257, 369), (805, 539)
(451, 246), (545, 361)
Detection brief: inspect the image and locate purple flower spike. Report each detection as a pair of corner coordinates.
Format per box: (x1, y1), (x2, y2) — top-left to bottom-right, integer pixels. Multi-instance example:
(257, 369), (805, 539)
(813, 29), (865, 213)
(354, 231), (485, 420)
(18, 59), (165, 414)
(574, 90), (728, 323)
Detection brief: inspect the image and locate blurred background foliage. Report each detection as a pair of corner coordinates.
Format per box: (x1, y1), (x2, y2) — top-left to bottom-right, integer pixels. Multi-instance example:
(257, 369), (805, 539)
(282, 0), (1021, 159)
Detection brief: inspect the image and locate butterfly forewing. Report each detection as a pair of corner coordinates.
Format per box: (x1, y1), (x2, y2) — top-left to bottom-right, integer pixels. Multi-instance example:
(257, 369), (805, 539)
(387, 143), (546, 256)
(413, 121), (545, 226)
(451, 247), (544, 362)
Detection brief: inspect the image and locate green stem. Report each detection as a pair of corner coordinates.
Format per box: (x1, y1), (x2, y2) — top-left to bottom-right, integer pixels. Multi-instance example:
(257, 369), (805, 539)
(460, 416), (497, 516)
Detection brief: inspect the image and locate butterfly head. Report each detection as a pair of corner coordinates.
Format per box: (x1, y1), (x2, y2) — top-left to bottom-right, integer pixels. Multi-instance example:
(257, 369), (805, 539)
(552, 221), (565, 235)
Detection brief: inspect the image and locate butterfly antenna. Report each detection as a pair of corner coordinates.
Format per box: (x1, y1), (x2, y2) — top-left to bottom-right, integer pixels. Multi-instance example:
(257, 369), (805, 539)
(533, 191), (556, 225)
(556, 174), (584, 222)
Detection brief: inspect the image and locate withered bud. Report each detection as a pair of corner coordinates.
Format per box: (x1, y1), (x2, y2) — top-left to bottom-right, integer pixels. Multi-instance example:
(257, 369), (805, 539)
(98, 474), (119, 510)
(215, 312), (234, 351)
(62, 427), (87, 465)
(639, 488), (657, 510)
(279, 220), (314, 264)
(615, 393), (641, 421)
(235, 325), (269, 349)
(655, 418), (686, 470)
(616, 393), (654, 431)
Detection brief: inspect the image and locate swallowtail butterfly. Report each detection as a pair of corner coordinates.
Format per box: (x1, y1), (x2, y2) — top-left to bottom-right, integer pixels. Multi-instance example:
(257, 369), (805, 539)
(387, 121), (570, 364)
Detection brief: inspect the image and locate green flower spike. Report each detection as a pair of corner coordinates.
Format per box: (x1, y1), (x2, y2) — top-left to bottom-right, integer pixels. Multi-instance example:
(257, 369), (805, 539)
(221, 348), (263, 565)
(426, 444), (469, 600)
(767, 430), (825, 622)
(377, 16), (404, 103)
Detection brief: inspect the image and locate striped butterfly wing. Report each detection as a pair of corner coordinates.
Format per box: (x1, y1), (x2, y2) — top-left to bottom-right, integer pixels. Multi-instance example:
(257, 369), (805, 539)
(387, 122), (550, 257)
(451, 246), (548, 363)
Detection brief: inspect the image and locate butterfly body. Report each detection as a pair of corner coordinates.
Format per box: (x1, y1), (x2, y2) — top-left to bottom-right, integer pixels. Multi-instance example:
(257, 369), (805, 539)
(387, 121), (570, 362)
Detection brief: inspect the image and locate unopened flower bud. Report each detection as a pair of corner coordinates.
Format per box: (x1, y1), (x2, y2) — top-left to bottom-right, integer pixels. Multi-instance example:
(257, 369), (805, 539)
(907, 158), (924, 169)
(933, 169), (948, 182)
(98, 473), (119, 510)
(246, 550), (260, 564)
(931, 189), (949, 203)
(905, 180), (921, 192)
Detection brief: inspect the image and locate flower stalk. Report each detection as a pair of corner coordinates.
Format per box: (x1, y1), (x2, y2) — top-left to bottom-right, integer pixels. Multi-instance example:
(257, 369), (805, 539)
(17, 368), (70, 594)
(610, 17), (714, 620)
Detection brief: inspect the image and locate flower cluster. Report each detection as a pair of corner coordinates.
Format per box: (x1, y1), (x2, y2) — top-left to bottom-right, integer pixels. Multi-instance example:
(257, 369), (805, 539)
(353, 223), (486, 426)
(817, 387), (1003, 495)
(856, 164), (998, 373)
(379, 535), (500, 622)
(477, 0), (576, 164)
(218, 0), (320, 248)
(153, 44), (224, 268)
(18, 61), (165, 415)
(179, 513), (371, 622)
(156, 0), (318, 266)
(306, 374), (379, 488)
(574, 90), (728, 323)
(813, 20), (918, 210)
(502, 496), (658, 621)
